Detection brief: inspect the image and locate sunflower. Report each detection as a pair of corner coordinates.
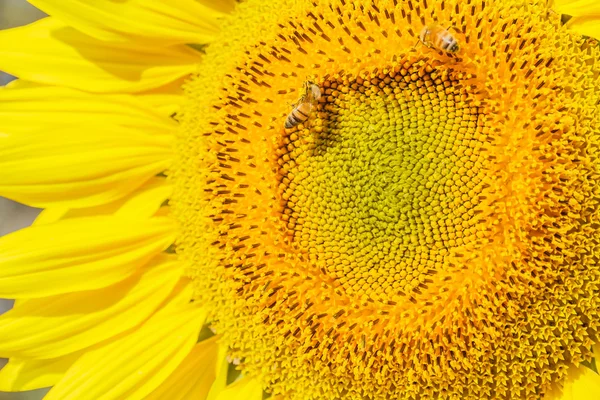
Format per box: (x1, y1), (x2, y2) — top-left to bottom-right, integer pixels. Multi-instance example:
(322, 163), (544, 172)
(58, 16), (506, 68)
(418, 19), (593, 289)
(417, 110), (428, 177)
(2, 0), (600, 399)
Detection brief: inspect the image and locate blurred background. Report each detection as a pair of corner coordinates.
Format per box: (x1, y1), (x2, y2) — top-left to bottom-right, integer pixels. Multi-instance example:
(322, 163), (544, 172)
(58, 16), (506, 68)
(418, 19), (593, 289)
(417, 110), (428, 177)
(1, 1), (48, 399)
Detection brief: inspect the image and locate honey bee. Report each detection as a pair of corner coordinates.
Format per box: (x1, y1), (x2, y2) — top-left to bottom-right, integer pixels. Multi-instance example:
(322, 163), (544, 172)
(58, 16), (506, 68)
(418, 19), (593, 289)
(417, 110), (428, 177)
(284, 81), (321, 129)
(419, 24), (459, 54)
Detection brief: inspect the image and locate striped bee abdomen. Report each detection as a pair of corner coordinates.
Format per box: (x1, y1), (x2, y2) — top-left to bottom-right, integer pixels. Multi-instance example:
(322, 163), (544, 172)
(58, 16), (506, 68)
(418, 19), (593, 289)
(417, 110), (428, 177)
(284, 82), (321, 129)
(285, 101), (312, 129)
(419, 24), (460, 54)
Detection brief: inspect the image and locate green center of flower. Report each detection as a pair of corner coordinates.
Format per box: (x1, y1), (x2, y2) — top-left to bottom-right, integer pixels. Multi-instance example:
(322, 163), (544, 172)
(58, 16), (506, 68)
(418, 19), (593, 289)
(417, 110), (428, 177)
(279, 64), (487, 303)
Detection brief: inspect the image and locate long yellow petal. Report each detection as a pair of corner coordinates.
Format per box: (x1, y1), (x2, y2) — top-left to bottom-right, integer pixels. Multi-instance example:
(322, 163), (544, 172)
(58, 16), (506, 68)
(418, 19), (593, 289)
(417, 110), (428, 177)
(0, 80), (175, 135)
(28, 0), (233, 45)
(0, 18), (199, 93)
(0, 353), (80, 391)
(547, 365), (600, 399)
(34, 177), (172, 226)
(0, 127), (171, 208)
(115, 180), (172, 219)
(0, 216), (176, 298)
(0, 254), (182, 359)
(566, 16), (600, 40)
(206, 343), (231, 400)
(45, 304), (206, 400)
(553, 0), (600, 16)
(137, 79), (187, 120)
(215, 377), (263, 400)
(196, 0), (237, 14)
(145, 336), (220, 400)
(33, 208), (69, 226)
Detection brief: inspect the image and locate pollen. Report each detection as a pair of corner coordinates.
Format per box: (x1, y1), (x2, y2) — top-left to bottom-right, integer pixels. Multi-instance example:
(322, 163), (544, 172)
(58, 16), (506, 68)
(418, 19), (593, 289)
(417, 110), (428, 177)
(172, 0), (600, 399)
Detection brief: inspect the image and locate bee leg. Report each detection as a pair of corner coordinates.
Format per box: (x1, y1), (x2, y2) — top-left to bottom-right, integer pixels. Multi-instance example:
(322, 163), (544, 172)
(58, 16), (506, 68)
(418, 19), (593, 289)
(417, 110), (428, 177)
(289, 94), (306, 108)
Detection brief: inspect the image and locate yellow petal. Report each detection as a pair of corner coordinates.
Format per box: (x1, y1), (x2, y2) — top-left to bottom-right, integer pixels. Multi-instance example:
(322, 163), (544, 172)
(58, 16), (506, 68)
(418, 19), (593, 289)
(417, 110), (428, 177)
(215, 377), (263, 400)
(0, 18), (199, 93)
(206, 343), (231, 400)
(594, 343), (600, 359)
(553, 0), (600, 16)
(145, 336), (220, 400)
(0, 254), (182, 359)
(45, 303), (206, 400)
(0, 353), (80, 391)
(0, 126), (171, 209)
(137, 79), (187, 120)
(549, 365), (600, 400)
(566, 16), (600, 40)
(196, 0), (237, 14)
(33, 208), (69, 226)
(28, 0), (233, 45)
(0, 216), (176, 298)
(0, 80), (175, 135)
(34, 177), (172, 225)
(115, 180), (172, 219)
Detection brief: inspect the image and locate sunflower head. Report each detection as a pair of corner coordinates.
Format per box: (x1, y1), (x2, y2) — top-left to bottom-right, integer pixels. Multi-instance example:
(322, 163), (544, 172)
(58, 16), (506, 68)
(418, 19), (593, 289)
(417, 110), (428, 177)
(172, 0), (600, 398)
(1, 0), (600, 399)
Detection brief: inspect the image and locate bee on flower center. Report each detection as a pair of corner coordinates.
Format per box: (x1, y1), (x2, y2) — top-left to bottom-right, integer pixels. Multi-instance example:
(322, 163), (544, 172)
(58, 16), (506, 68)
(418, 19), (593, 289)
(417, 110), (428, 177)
(419, 24), (459, 53)
(284, 81), (321, 129)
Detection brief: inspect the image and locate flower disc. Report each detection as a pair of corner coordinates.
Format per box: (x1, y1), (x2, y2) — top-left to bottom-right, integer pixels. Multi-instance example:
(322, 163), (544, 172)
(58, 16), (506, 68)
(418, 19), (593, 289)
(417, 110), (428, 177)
(172, 0), (600, 398)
